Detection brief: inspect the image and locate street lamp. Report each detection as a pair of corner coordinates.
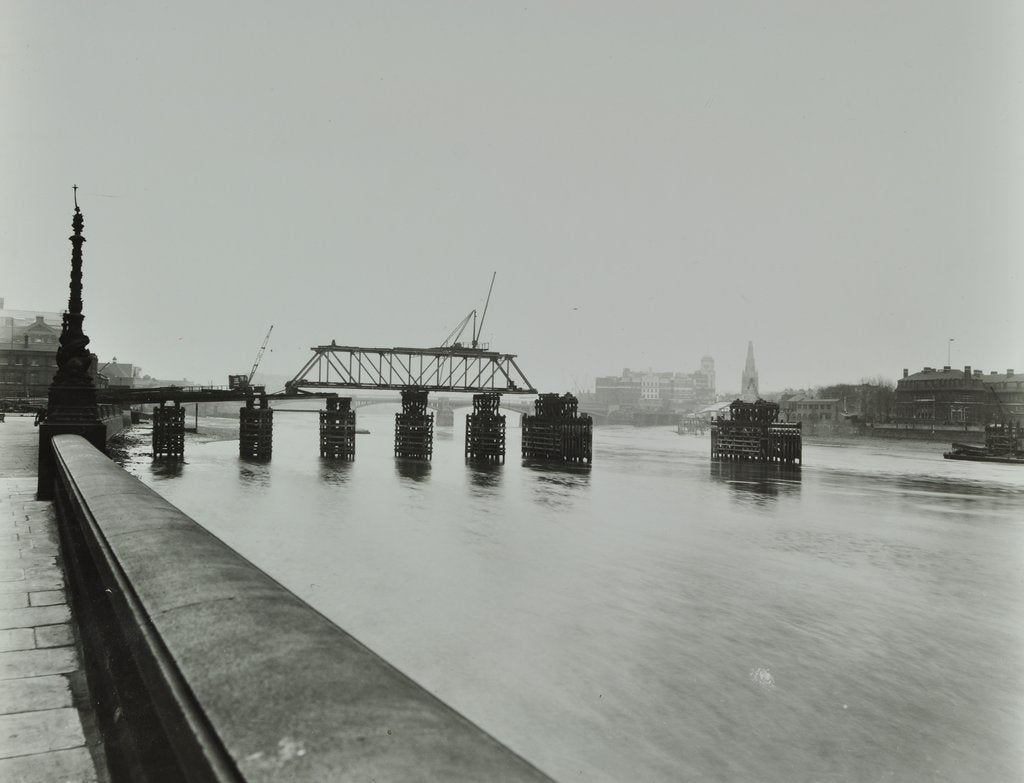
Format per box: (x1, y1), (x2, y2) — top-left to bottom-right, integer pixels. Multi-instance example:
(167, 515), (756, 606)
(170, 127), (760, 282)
(37, 187), (108, 499)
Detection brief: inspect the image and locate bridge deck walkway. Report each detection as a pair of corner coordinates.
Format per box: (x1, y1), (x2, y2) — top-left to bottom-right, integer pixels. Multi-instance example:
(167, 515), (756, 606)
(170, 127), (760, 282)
(0, 416), (108, 782)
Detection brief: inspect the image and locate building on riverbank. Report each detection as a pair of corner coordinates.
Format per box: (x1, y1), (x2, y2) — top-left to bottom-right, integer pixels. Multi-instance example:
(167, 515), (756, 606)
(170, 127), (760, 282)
(779, 393), (840, 424)
(0, 302), (62, 402)
(892, 365), (1021, 427)
(594, 356), (716, 416)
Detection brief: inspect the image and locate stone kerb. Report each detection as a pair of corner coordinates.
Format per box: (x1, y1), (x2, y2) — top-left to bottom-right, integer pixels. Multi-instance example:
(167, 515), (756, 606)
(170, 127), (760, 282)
(50, 435), (550, 782)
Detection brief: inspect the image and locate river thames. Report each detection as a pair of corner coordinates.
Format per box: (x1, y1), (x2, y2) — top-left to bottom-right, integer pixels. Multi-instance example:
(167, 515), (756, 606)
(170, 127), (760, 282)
(121, 404), (1023, 782)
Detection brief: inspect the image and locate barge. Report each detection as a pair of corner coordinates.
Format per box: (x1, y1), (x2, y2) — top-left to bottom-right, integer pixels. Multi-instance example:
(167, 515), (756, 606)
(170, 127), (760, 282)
(943, 422), (1023, 464)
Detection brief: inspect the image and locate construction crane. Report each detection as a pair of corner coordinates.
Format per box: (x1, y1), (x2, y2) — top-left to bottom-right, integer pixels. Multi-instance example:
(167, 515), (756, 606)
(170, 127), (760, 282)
(228, 325), (273, 391)
(440, 272), (496, 351)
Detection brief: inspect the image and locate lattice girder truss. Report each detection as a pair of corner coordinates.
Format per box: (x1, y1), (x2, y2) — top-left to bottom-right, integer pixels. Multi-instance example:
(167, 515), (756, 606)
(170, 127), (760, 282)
(285, 345), (537, 395)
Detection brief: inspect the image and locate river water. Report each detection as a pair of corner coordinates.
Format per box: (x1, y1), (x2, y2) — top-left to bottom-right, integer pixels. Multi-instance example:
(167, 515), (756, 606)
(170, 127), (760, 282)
(123, 404), (1024, 782)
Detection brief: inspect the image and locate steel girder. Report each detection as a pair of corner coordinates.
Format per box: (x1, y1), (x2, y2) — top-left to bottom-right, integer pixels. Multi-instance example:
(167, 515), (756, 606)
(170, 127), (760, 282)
(286, 345), (537, 395)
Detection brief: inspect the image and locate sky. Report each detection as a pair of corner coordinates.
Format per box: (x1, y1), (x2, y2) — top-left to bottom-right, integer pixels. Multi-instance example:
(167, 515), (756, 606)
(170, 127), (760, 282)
(3, 2), (1022, 394)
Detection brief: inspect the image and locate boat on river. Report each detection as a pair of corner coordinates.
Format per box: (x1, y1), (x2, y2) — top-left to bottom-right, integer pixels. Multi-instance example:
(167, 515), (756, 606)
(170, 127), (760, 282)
(943, 423), (1024, 464)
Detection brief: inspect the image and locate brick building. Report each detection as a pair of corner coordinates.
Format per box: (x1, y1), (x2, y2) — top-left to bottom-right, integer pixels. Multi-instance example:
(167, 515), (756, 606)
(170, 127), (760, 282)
(989, 372), (1024, 424)
(0, 303), (62, 401)
(893, 365), (1019, 426)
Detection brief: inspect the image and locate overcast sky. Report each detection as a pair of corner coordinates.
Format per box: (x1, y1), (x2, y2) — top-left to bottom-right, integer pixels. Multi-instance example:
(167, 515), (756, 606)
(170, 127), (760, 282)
(3, 2), (1022, 393)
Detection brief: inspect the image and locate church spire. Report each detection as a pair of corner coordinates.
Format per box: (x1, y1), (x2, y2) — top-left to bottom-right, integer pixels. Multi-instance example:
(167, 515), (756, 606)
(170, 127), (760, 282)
(741, 341), (759, 402)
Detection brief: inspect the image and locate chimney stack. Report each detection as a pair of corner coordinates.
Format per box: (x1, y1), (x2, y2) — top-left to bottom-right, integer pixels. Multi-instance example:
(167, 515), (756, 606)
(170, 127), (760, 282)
(902, 368), (908, 378)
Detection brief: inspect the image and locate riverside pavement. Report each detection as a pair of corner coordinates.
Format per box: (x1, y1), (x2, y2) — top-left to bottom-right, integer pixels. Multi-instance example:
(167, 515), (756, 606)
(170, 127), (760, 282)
(0, 415), (107, 782)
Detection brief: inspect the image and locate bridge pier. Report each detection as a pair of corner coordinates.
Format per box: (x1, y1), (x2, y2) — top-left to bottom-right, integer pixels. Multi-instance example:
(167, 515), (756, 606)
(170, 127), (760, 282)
(466, 393), (505, 463)
(320, 395), (356, 459)
(239, 393), (273, 459)
(521, 393), (593, 464)
(395, 388), (433, 460)
(152, 402), (185, 459)
(710, 399), (802, 464)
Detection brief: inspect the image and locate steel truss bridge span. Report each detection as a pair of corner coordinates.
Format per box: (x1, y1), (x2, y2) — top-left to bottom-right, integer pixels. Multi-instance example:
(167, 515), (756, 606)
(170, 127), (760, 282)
(285, 344), (537, 395)
(273, 395), (536, 414)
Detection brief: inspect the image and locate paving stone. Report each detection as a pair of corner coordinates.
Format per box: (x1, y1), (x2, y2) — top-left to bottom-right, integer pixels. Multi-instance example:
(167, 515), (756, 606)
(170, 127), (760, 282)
(19, 566), (62, 582)
(0, 594), (27, 611)
(28, 592), (64, 608)
(0, 578), (63, 596)
(0, 708), (85, 758)
(0, 674), (72, 714)
(0, 629), (34, 653)
(23, 546), (59, 557)
(0, 550), (57, 566)
(1, 420), (103, 782)
(0, 606), (70, 631)
(34, 626), (73, 650)
(0, 554), (32, 566)
(0, 745), (98, 782)
(0, 648), (78, 681)
(25, 526), (58, 538)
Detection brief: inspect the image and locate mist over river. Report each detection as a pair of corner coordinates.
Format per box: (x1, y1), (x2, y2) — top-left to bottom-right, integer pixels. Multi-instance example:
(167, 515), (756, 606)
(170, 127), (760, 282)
(122, 404), (1024, 782)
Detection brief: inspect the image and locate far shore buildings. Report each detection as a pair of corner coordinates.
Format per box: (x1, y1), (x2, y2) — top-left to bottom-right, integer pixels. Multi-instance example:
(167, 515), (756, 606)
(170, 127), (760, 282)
(595, 356), (716, 413)
(1, 298), (186, 404)
(0, 300), (63, 400)
(779, 394), (840, 423)
(893, 364), (1022, 427)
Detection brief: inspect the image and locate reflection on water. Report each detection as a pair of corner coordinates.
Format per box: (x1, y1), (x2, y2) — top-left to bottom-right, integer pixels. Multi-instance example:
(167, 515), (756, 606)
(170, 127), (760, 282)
(319, 459), (353, 486)
(466, 463), (503, 494)
(238, 461), (271, 488)
(524, 463), (591, 509)
(148, 460), (184, 480)
(709, 461), (802, 505)
(395, 459), (431, 482)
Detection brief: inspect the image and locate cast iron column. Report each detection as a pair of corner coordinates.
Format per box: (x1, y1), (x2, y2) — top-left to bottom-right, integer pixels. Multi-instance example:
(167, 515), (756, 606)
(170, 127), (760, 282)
(37, 187), (108, 499)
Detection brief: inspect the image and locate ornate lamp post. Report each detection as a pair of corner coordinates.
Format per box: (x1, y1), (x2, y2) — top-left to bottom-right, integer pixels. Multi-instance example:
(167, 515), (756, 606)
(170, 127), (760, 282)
(37, 187), (108, 499)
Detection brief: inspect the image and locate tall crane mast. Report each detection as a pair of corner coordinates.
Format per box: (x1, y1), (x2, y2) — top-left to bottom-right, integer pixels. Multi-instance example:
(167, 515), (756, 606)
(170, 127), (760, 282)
(248, 325), (274, 384)
(440, 272), (497, 350)
(472, 271), (497, 350)
(230, 326), (274, 390)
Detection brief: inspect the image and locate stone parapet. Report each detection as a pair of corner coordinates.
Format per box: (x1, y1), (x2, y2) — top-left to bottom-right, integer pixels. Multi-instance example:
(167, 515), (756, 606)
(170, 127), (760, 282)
(49, 434), (550, 782)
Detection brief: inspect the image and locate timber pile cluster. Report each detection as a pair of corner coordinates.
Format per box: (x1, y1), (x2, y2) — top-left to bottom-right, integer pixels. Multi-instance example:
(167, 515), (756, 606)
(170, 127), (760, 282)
(320, 395), (356, 459)
(985, 422), (1022, 455)
(465, 393), (506, 463)
(711, 399), (802, 464)
(239, 395), (273, 459)
(152, 403), (185, 459)
(521, 393), (592, 464)
(395, 388), (434, 460)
